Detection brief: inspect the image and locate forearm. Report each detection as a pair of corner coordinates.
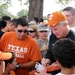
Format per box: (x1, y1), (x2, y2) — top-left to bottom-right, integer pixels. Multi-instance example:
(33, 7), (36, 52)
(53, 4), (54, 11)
(19, 61), (36, 68)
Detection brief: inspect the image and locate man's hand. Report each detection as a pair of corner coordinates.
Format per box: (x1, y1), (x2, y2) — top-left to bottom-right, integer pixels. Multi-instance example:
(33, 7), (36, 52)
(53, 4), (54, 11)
(4, 63), (16, 74)
(7, 63), (16, 70)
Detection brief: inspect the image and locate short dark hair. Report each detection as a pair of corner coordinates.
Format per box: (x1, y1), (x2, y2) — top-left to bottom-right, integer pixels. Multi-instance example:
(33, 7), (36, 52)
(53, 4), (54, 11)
(63, 6), (75, 14)
(2, 16), (11, 21)
(52, 38), (75, 68)
(33, 17), (39, 23)
(0, 21), (7, 29)
(15, 18), (28, 27)
(39, 18), (43, 23)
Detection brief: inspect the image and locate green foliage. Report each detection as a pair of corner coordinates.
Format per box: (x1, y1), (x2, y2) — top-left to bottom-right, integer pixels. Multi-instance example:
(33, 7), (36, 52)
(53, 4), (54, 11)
(0, 0), (73, 19)
(0, 0), (17, 19)
(56, 0), (71, 6)
(0, 0), (11, 6)
(0, 4), (9, 18)
(43, 16), (47, 20)
(17, 9), (28, 17)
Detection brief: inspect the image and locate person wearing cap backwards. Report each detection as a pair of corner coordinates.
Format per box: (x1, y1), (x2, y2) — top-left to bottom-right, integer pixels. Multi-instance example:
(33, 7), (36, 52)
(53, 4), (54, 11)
(0, 51), (12, 61)
(36, 11), (75, 75)
(0, 51), (16, 75)
(2, 52), (16, 75)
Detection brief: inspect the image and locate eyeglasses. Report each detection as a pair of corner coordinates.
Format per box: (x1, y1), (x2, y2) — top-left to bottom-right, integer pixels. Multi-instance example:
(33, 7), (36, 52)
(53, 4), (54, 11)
(28, 30), (36, 33)
(17, 29), (28, 33)
(39, 31), (48, 33)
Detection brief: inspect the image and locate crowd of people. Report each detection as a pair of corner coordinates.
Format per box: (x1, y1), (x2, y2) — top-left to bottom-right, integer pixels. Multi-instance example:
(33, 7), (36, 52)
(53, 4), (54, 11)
(0, 6), (75, 75)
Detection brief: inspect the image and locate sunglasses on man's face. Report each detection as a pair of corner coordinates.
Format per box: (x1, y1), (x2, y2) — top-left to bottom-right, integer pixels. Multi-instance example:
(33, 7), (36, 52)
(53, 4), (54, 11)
(17, 29), (28, 33)
(28, 30), (36, 33)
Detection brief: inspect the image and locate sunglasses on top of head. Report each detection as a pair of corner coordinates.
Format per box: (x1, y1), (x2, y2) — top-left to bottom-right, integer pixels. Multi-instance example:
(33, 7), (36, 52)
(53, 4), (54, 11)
(17, 29), (28, 33)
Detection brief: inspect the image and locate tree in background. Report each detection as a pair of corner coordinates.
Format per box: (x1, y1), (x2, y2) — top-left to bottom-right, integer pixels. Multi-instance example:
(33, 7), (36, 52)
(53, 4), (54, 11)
(28, 0), (43, 22)
(19, 0), (71, 22)
(0, 0), (73, 20)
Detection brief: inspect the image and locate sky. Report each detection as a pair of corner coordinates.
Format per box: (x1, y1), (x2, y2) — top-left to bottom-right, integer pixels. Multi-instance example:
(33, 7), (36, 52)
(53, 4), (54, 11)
(43, 0), (61, 16)
(8, 0), (75, 16)
(8, 0), (28, 15)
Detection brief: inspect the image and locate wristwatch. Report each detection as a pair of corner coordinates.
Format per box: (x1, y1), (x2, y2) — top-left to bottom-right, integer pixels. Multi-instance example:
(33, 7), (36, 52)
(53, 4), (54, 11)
(16, 64), (20, 68)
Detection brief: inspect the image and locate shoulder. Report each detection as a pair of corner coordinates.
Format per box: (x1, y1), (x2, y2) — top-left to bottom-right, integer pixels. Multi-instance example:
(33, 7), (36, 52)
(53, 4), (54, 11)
(1, 32), (15, 40)
(2, 32), (15, 37)
(68, 30), (75, 40)
(70, 30), (75, 35)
